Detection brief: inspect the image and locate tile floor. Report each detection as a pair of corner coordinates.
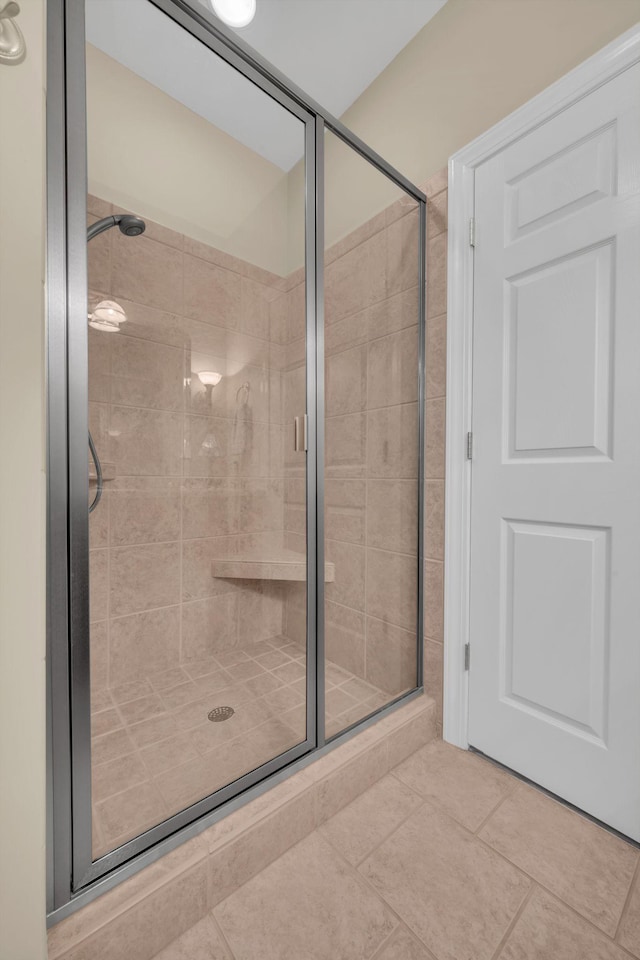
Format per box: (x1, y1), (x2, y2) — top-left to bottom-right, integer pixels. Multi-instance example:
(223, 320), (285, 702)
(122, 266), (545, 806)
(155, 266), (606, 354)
(90, 636), (392, 857)
(151, 740), (640, 960)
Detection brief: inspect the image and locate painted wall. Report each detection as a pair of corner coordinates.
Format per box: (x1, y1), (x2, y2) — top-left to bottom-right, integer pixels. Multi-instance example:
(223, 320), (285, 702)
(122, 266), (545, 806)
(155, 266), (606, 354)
(0, 0), (48, 957)
(86, 44), (302, 277)
(342, 0), (640, 192)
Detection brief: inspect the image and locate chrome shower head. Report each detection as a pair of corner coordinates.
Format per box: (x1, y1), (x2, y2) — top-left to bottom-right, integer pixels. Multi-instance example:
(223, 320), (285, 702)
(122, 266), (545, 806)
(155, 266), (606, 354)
(117, 215), (146, 238)
(87, 213), (147, 242)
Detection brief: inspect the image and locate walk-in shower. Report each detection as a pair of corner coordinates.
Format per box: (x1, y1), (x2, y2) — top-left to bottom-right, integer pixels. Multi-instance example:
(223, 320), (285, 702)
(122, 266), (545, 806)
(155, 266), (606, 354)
(47, 0), (426, 922)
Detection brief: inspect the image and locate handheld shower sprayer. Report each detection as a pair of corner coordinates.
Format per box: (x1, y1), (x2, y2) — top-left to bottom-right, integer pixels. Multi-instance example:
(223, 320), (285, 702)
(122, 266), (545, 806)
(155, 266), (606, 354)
(87, 211), (146, 513)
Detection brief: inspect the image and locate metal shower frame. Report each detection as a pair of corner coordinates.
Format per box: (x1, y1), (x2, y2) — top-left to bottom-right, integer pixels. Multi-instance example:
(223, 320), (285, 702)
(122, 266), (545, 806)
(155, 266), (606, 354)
(46, 0), (426, 922)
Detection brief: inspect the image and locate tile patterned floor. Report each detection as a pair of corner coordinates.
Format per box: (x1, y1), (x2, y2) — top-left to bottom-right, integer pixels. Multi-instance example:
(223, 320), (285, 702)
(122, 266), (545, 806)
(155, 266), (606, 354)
(151, 740), (640, 960)
(90, 636), (391, 857)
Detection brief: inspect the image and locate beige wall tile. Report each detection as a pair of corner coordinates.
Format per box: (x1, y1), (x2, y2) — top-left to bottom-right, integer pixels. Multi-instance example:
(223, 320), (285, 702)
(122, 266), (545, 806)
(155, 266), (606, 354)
(109, 606), (181, 686)
(89, 549), (109, 622)
(325, 344), (367, 416)
(424, 560), (444, 641)
(325, 232), (387, 325)
(87, 216), (111, 293)
(315, 738), (389, 823)
(184, 254), (242, 330)
(367, 326), (419, 409)
(111, 406), (183, 477)
(110, 542), (180, 617)
(368, 287), (418, 341)
(425, 398), (445, 479)
(182, 595), (238, 661)
(110, 478), (181, 547)
(112, 233), (183, 315)
(367, 479), (418, 554)
(424, 638), (443, 719)
(325, 539), (366, 611)
(325, 412), (367, 478)
(325, 601), (366, 679)
(110, 337), (184, 412)
(424, 480), (445, 561)
(387, 208), (420, 296)
(325, 478), (366, 545)
(366, 617), (417, 695)
(427, 232), (447, 320)
(367, 403), (418, 479)
(115, 299), (184, 349)
(367, 549), (417, 632)
(426, 311), (446, 399)
(90, 620), (109, 696)
(427, 189), (448, 239)
(182, 478), (239, 541)
(239, 479), (284, 535)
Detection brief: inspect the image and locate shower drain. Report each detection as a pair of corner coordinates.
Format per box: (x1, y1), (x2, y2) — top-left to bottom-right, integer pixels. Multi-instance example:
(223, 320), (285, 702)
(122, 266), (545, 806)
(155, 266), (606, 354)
(208, 705), (235, 723)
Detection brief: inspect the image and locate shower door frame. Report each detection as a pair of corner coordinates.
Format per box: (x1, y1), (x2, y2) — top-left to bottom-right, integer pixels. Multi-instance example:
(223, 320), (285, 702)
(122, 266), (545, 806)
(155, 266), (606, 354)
(47, 0), (427, 921)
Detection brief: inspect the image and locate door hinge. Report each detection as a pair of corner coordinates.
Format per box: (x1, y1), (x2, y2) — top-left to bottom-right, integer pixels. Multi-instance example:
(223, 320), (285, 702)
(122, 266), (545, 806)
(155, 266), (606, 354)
(466, 431), (473, 460)
(464, 643), (471, 671)
(469, 217), (476, 248)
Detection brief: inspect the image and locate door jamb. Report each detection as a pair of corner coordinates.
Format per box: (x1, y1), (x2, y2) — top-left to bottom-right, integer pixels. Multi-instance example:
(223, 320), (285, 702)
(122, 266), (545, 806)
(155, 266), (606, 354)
(443, 22), (640, 749)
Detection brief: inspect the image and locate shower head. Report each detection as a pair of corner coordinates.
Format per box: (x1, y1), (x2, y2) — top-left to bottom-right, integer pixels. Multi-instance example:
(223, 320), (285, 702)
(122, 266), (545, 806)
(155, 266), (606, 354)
(87, 213), (147, 242)
(118, 215), (146, 237)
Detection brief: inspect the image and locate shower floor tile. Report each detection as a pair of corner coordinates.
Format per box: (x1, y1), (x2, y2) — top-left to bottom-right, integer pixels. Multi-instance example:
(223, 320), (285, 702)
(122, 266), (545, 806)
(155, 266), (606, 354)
(90, 637), (395, 859)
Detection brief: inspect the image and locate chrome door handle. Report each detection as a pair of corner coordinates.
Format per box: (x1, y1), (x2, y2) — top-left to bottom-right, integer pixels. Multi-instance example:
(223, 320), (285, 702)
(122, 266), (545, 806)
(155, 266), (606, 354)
(293, 414), (308, 453)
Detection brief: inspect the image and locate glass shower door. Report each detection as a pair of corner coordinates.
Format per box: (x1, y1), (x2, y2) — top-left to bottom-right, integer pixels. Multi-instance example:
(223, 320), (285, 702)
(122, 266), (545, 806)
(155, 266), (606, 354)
(81, 0), (314, 871)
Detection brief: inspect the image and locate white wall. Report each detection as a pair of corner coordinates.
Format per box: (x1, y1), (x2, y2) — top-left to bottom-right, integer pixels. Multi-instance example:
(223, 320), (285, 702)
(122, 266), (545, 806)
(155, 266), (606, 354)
(0, 0), (48, 957)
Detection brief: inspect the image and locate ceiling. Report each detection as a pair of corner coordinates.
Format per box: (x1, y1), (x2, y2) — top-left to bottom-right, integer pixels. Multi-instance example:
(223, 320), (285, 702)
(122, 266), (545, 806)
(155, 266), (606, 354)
(86, 0), (447, 171)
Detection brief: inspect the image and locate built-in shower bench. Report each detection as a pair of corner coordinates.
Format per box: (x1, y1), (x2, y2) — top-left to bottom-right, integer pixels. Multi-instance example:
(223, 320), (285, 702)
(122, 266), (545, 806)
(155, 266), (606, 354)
(211, 550), (335, 582)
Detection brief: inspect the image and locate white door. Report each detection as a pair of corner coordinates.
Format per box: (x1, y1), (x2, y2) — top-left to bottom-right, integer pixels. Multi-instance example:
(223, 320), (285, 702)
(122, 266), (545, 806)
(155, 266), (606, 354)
(468, 61), (640, 840)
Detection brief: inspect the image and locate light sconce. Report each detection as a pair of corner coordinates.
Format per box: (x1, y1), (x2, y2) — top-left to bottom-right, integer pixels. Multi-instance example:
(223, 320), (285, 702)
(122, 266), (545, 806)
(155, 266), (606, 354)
(210, 0), (256, 28)
(198, 371), (222, 387)
(88, 300), (127, 333)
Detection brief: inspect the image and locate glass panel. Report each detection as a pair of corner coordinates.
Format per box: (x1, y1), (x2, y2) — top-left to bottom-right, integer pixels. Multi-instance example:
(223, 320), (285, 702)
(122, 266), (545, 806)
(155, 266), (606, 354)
(323, 130), (420, 739)
(85, 0), (308, 858)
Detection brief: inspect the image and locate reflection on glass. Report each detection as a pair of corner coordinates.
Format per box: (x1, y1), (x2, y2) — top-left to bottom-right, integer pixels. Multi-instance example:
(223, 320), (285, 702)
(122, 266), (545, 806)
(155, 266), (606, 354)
(323, 130), (420, 739)
(85, 0), (307, 858)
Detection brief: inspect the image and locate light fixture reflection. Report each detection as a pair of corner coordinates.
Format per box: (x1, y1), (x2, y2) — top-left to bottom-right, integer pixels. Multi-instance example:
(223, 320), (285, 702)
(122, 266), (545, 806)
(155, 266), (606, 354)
(88, 300), (127, 333)
(210, 0), (256, 28)
(198, 371), (222, 387)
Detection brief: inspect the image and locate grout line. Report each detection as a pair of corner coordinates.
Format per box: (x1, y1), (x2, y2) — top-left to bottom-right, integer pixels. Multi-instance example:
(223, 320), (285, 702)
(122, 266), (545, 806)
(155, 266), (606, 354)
(615, 855), (640, 942)
(488, 882), (535, 960)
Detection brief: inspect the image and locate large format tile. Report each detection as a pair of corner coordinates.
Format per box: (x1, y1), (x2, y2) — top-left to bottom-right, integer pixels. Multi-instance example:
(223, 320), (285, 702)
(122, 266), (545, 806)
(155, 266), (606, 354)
(372, 926), (436, 960)
(394, 741), (514, 831)
(479, 785), (638, 935)
(215, 833), (397, 960)
(153, 916), (232, 960)
(320, 774), (422, 865)
(499, 887), (630, 960)
(618, 867), (640, 957)
(360, 803), (530, 960)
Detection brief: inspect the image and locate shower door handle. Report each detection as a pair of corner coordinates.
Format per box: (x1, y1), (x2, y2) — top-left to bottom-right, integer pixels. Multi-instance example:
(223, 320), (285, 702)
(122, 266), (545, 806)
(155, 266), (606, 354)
(293, 415), (308, 453)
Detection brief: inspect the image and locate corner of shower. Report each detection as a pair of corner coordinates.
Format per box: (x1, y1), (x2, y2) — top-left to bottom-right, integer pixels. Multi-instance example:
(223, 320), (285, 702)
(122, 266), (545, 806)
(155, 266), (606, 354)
(46, 0), (426, 922)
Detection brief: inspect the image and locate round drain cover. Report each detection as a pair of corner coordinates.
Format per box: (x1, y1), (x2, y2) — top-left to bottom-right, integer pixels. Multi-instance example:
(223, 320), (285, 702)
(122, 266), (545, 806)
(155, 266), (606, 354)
(208, 705), (235, 723)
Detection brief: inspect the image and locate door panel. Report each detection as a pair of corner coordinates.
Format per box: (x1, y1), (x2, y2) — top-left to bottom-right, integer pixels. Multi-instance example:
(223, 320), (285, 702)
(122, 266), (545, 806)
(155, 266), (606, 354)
(469, 62), (640, 839)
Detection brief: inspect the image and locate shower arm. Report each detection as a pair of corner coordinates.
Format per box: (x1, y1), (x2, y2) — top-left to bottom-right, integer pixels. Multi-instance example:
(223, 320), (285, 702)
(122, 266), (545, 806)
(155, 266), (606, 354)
(85, 211), (146, 514)
(88, 430), (103, 514)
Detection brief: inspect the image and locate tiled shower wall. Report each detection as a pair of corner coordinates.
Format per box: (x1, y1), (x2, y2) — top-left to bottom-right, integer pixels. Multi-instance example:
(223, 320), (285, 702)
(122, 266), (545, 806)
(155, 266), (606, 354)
(87, 166), (447, 727)
(87, 193), (292, 696)
(279, 170), (447, 723)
